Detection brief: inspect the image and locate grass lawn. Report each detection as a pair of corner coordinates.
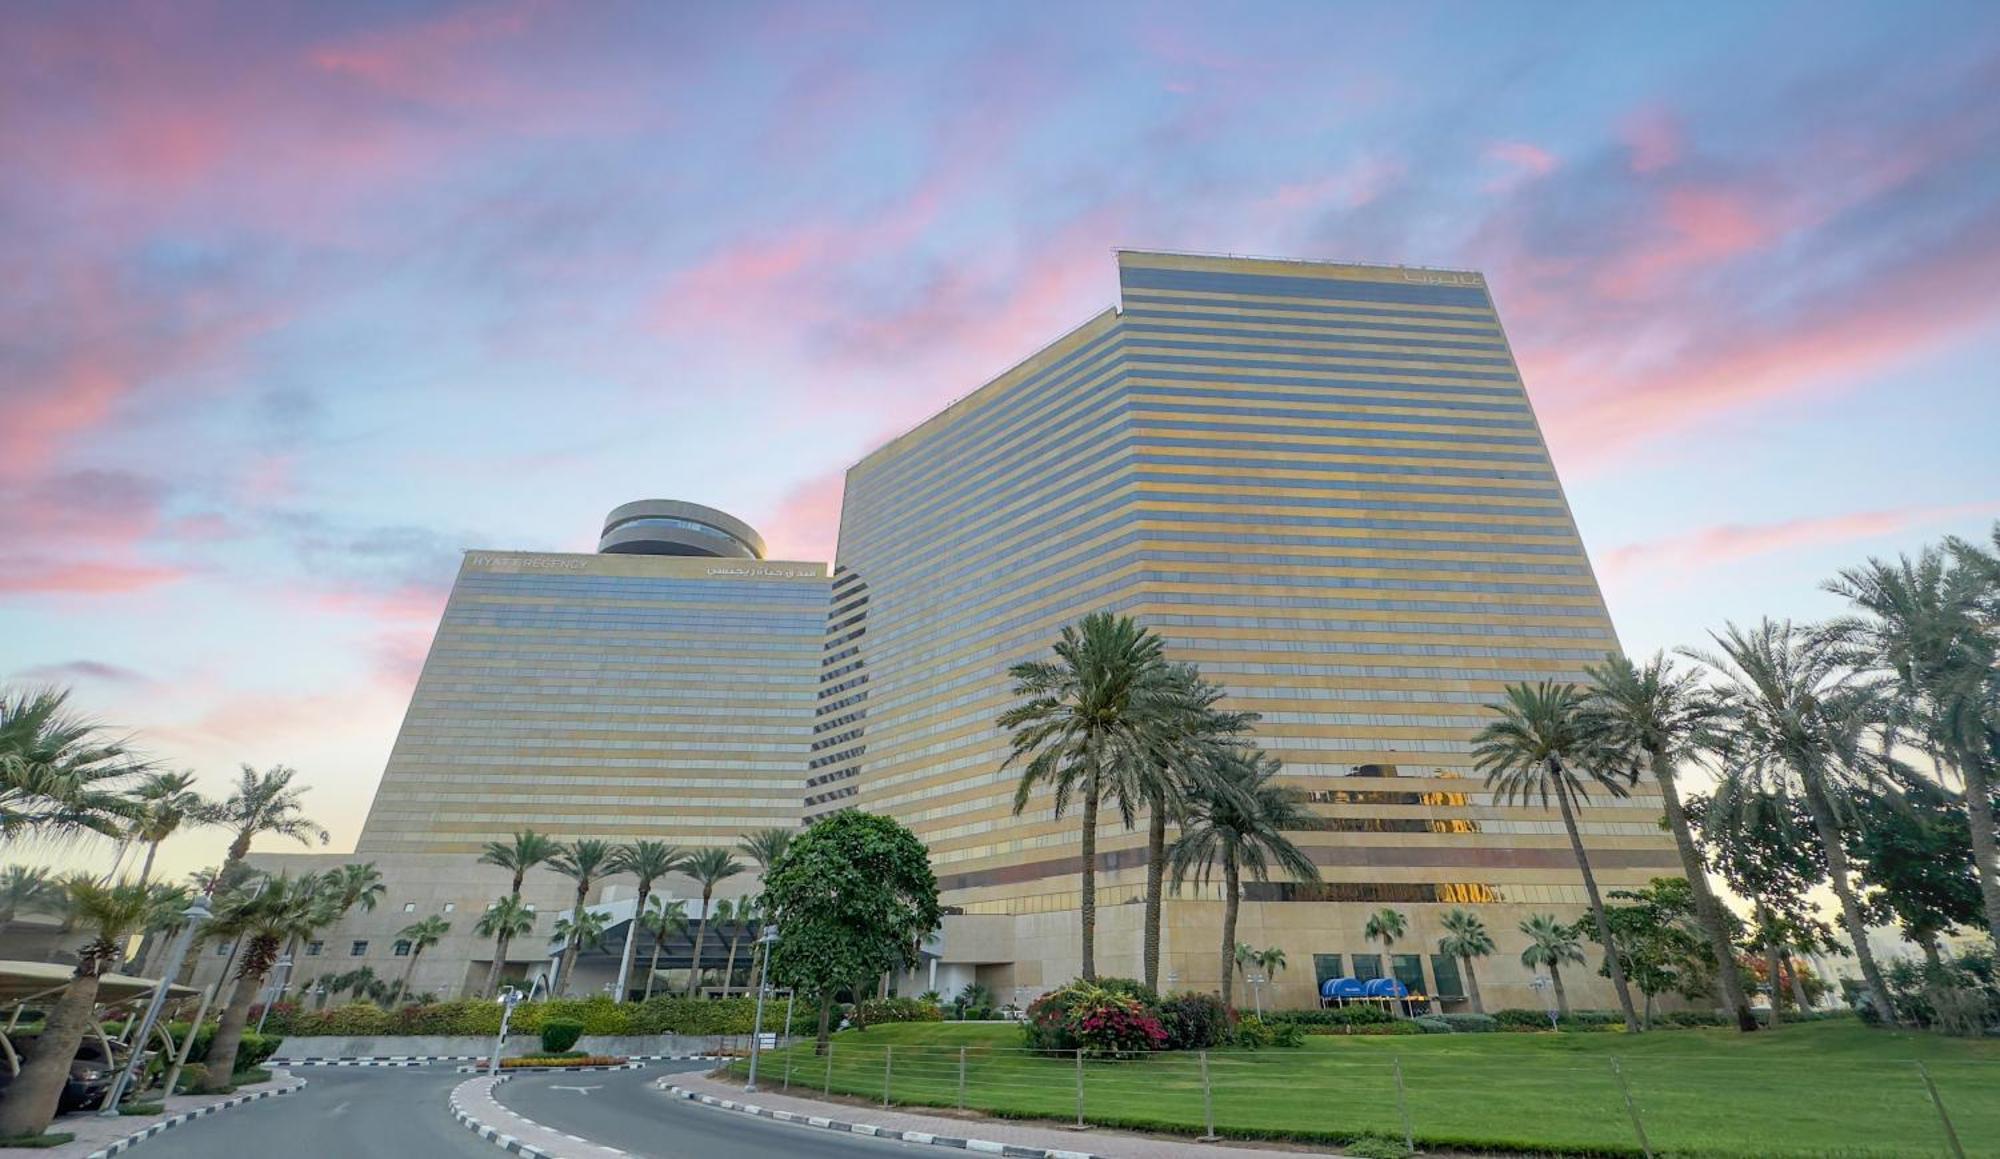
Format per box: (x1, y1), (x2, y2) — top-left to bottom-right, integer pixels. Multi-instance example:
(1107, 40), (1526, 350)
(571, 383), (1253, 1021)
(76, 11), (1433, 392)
(724, 1020), (1999, 1157)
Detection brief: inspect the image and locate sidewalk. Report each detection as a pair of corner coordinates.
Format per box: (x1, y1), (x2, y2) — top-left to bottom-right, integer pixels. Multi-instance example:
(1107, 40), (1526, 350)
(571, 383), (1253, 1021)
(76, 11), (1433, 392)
(37, 1070), (305, 1159)
(669, 1069), (1343, 1158)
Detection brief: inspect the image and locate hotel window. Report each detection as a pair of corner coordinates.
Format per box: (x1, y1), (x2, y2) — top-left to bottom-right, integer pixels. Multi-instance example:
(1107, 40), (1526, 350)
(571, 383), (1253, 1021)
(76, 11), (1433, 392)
(393, 940), (413, 958)
(403, 902), (417, 913)
(443, 903), (456, 913)
(305, 941), (323, 958)
(1313, 954), (1344, 986)
(1430, 954), (1464, 1000)
(1352, 954), (1384, 982)
(350, 940), (369, 957)
(1392, 954), (1426, 995)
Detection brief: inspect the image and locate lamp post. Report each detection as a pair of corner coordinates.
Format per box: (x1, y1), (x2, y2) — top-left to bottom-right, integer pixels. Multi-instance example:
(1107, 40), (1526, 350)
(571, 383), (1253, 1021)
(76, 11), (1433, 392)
(255, 955), (293, 1035)
(1529, 975), (1557, 1029)
(489, 986), (524, 1077)
(744, 925), (780, 1091)
(100, 895), (210, 1114)
(1247, 972), (1267, 1017)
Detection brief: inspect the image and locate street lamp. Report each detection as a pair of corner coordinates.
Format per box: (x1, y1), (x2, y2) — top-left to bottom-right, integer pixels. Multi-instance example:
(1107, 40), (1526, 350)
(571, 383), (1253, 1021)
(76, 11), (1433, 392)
(1247, 972), (1267, 1017)
(489, 986), (525, 1077)
(744, 925), (780, 1092)
(1528, 975), (1557, 1029)
(100, 894), (210, 1114)
(255, 955), (293, 1035)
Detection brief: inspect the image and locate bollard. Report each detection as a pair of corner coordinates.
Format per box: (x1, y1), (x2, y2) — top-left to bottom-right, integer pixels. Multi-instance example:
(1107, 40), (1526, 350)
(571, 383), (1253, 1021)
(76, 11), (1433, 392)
(1609, 1057), (1653, 1159)
(883, 1045), (894, 1108)
(1915, 1061), (1967, 1159)
(1074, 1049), (1085, 1128)
(1392, 1055), (1414, 1155)
(958, 1045), (968, 1110)
(825, 1042), (834, 1095)
(1198, 1050), (1218, 1142)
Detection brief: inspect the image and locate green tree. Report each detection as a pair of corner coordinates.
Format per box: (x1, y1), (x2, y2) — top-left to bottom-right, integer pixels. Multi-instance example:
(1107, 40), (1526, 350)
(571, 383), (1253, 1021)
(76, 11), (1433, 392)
(1438, 909), (1496, 1013)
(1000, 612), (1190, 981)
(202, 874), (322, 1089)
(763, 810), (940, 1051)
(0, 864), (57, 925)
(325, 861), (386, 916)
(1828, 535), (2000, 949)
(123, 770), (215, 886)
(0, 687), (144, 846)
(550, 839), (615, 996)
(552, 908), (608, 956)
(0, 879), (157, 1137)
(1474, 680), (1642, 1031)
(1687, 620), (1903, 1022)
(1587, 877), (1722, 1027)
(212, 764), (328, 879)
(681, 847), (745, 996)
(1518, 914), (1585, 1016)
(608, 840), (686, 1001)
(1586, 652), (1759, 1031)
(1684, 788), (1836, 1026)
(1847, 775), (1984, 969)
(638, 897), (689, 1001)
(394, 914), (451, 1000)
(476, 829), (563, 996)
(473, 896), (536, 997)
(1167, 748), (1318, 1010)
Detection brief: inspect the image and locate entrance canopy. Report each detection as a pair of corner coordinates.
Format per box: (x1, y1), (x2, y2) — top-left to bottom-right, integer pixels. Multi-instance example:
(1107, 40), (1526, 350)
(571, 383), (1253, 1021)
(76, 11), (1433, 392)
(0, 961), (199, 1007)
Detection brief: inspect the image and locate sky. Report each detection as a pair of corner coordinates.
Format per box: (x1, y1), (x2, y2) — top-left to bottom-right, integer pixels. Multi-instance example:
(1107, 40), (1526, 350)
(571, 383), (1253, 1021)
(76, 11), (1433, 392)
(5, 1), (1998, 883)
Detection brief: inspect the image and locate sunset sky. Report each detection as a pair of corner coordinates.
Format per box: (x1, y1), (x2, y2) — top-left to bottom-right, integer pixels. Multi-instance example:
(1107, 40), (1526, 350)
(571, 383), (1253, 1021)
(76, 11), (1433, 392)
(5, 1), (1997, 880)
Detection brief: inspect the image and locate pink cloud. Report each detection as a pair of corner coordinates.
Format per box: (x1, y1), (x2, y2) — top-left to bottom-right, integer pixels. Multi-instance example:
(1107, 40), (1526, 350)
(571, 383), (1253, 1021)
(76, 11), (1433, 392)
(1260, 155), (1406, 214)
(1601, 502), (2000, 580)
(1622, 107), (1684, 174)
(1592, 184), (1782, 299)
(758, 470), (847, 564)
(0, 558), (187, 596)
(1482, 140), (1559, 192)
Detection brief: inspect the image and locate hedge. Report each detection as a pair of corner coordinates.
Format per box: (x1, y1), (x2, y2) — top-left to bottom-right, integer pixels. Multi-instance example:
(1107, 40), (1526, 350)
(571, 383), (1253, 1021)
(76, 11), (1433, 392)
(264, 994), (822, 1039)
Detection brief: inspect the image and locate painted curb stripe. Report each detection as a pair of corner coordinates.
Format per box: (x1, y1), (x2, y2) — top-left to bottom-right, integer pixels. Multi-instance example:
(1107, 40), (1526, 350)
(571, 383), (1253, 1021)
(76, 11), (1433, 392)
(84, 1075), (305, 1158)
(660, 1083), (1113, 1159)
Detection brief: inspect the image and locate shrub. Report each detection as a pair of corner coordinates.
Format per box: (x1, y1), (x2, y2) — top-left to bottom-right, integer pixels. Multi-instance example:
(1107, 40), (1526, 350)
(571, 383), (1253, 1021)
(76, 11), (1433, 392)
(1159, 992), (1230, 1051)
(1093, 977), (1160, 1004)
(395, 999), (502, 1037)
(1266, 1005), (1399, 1033)
(171, 1063), (208, 1093)
(1562, 1009), (1622, 1030)
(1232, 1016), (1273, 1049)
(1412, 1015), (1453, 1034)
(859, 997), (942, 1024)
(540, 1020), (584, 1054)
(1493, 1008), (1555, 1031)
(234, 1031), (283, 1070)
(1270, 1020), (1306, 1047)
(1023, 981), (1166, 1058)
(501, 1054), (627, 1068)
(1436, 1012), (1497, 1033)
(1342, 1136), (1412, 1159)
(1658, 1009), (1725, 1028)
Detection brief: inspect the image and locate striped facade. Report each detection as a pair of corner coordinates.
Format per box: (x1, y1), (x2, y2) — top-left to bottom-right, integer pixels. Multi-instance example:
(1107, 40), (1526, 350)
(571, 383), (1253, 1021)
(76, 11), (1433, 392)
(357, 549), (828, 856)
(824, 251), (1680, 1005)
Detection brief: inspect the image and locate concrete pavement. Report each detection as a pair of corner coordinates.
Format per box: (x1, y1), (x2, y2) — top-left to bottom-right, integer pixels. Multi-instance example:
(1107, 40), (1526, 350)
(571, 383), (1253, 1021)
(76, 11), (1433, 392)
(122, 1064), (498, 1159)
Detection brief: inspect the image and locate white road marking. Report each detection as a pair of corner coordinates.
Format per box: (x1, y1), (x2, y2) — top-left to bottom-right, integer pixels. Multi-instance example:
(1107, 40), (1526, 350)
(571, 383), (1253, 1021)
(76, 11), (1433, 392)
(550, 1084), (602, 1096)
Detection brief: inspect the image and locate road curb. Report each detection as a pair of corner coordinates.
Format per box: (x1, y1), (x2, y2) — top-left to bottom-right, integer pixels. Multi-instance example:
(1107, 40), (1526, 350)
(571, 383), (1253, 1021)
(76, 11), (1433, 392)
(662, 1082), (1104, 1159)
(453, 1061), (651, 1074)
(85, 1073), (306, 1158)
(450, 1074), (627, 1159)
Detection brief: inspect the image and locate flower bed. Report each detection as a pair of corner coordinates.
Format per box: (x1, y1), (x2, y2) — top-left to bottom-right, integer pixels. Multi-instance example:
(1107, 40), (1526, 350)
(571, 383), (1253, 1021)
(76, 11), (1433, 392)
(499, 1054), (630, 1069)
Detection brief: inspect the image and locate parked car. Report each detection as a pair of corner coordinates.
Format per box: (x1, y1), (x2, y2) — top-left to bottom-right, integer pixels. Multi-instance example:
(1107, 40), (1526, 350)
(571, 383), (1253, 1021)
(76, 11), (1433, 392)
(0, 1037), (140, 1113)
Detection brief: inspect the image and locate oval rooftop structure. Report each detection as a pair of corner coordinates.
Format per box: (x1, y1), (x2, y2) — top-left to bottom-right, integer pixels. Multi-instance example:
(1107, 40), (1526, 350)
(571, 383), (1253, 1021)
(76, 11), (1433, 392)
(597, 500), (766, 559)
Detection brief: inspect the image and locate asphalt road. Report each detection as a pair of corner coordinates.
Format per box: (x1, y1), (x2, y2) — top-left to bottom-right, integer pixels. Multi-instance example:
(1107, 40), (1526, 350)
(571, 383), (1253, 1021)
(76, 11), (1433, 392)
(120, 1061), (928, 1159)
(498, 1061), (929, 1158)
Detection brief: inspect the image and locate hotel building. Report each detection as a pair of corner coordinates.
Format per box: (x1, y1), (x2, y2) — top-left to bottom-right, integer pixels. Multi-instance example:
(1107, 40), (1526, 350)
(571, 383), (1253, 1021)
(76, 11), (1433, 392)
(824, 251), (1679, 1009)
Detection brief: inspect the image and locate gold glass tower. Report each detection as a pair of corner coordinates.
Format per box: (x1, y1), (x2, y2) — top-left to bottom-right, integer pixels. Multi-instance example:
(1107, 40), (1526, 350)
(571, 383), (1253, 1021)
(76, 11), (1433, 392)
(815, 251), (1680, 1005)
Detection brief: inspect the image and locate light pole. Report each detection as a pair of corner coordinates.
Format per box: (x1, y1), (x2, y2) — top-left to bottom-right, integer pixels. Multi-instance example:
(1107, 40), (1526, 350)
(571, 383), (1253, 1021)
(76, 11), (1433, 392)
(744, 925), (779, 1091)
(1247, 972), (1266, 1017)
(255, 955), (293, 1035)
(100, 895), (210, 1114)
(1529, 975), (1557, 1029)
(489, 986), (524, 1077)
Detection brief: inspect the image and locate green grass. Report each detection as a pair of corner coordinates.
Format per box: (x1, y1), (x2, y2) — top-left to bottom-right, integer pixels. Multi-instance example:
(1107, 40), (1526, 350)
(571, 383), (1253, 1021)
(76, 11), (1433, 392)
(723, 1020), (2000, 1157)
(116, 1102), (166, 1116)
(0, 1133), (75, 1149)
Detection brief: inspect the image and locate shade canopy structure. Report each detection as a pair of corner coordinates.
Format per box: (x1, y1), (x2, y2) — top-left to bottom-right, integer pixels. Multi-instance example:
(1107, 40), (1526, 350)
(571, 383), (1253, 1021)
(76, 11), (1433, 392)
(0, 961), (199, 1007)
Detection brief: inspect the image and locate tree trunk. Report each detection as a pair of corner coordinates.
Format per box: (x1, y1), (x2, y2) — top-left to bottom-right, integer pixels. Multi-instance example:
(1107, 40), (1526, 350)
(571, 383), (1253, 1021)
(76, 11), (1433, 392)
(613, 882), (650, 1003)
(137, 840), (162, 888)
(815, 995), (833, 1054)
(401, 948), (422, 999)
(0, 971), (102, 1136)
(724, 932), (742, 994)
(1550, 962), (1570, 1016)
(1463, 956), (1484, 1014)
(1920, 934), (1943, 974)
(1801, 778), (1898, 1023)
(1218, 854), (1240, 1011)
(558, 880), (588, 997)
(1760, 909), (1784, 1028)
(1652, 746), (1757, 1031)
(484, 932), (510, 999)
(644, 933), (665, 1001)
(1079, 778), (1100, 982)
(1552, 767), (1641, 1032)
(1782, 948), (1811, 1012)
(1142, 792), (1168, 993)
(1959, 750), (2000, 950)
(686, 886), (714, 997)
(201, 967), (265, 1090)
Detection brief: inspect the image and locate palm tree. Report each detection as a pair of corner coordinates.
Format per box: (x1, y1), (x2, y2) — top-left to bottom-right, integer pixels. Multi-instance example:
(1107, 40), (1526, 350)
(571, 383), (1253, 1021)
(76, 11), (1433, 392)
(1364, 907), (1407, 963)
(474, 896), (536, 997)
(1437, 909), (1495, 1013)
(0, 863), (57, 924)
(1233, 941), (1258, 986)
(202, 874), (321, 1089)
(395, 915), (450, 1000)
(0, 879), (156, 1137)
(681, 847), (744, 996)
(737, 829), (793, 874)
(720, 898), (756, 992)
(1519, 914), (1585, 1016)
(0, 687), (144, 847)
(476, 829), (563, 996)
(639, 897), (689, 1001)
(124, 771), (215, 886)
(552, 909), (608, 956)
(608, 840), (685, 1002)
(1255, 945), (1288, 984)
(1167, 747), (1319, 1009)
(1827, 546), (2000, 950)
(325, 862), (386, 917)
(212, 764), (328, 879)
(550, 838), (616, 996)
(1586, 652), (1759, 1032)
(1474, 680), (1642, 1032)
(1000, 612), (1189, 981)
(1685, 620), (1902, 1022)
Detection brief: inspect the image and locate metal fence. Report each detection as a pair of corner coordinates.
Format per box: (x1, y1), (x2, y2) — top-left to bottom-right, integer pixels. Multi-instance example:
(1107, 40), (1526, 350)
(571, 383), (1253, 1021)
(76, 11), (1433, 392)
(717, 1040), (1996, 1158)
